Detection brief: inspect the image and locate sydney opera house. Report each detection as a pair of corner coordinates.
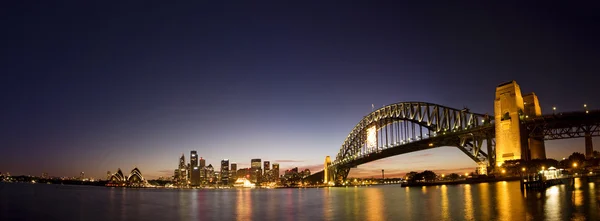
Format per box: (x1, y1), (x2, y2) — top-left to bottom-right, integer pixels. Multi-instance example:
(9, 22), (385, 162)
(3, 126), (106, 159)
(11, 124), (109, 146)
(106, 168), (146, 187)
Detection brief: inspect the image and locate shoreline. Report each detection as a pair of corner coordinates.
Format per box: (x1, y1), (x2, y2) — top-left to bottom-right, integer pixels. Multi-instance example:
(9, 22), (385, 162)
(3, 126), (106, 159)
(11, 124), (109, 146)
(399, 176), (523, 187)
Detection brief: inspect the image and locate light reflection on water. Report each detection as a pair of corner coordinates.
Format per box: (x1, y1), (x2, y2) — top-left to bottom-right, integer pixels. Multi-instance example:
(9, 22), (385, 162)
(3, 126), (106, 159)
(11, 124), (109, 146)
(1, 179), (599, 221)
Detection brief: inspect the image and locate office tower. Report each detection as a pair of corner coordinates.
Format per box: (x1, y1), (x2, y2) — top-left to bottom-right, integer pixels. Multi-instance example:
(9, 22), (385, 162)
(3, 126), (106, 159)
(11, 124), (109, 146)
(179, 154), (187, 185)
(199, 157), (207, 184)
(206, 164), (214, 183)
(199, 157), (206, 168)
(272, 163), (280, 183)
(192, 166), (200, 186)
(230, 163), (237, 180)
(191, 151), (198, 167)
(190, 151), (200, 186)
(263, 161), (271, 182)
(220, 159), (230, 185)
(251, 159), (261, 183)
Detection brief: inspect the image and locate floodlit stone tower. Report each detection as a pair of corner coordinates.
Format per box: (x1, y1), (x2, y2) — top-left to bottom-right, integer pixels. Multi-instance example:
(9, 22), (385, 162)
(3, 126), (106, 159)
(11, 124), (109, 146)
(523, 93), (546, 159)
(324, 156), (331, 184)
(494, 81), (527, 166)
(495, 81), (546, 167)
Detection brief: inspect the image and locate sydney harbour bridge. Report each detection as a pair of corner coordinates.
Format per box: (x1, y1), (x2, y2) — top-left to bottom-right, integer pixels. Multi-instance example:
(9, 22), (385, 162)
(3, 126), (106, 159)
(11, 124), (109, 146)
(313, 81), (600, 184)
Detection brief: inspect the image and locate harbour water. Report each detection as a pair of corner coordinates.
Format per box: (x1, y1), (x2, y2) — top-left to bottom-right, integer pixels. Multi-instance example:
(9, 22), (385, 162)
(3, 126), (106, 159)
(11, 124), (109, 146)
(1, 179), (598, 221)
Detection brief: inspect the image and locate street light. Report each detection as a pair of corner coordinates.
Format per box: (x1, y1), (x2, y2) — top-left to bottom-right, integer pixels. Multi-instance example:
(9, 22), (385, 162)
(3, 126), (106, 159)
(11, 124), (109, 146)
(541, 166), (545, 171)
(521, 168), (526, 172)
(573, 162), (578, 168)
(553, 106), (556, 114)
(501, 169), (506, 174)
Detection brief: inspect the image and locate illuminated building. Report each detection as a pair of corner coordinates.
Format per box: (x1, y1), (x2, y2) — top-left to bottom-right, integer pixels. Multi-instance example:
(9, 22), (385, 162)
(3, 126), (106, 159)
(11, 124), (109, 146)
(107, 168), (145, 187)
(272, 163), (280, 183)
(251, 159), (262, 183)
(221, 159), (229, 185)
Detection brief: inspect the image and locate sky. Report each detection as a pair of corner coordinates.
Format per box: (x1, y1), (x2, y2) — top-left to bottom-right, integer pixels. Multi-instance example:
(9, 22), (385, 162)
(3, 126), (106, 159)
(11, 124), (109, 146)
(1, 1), (600, 179)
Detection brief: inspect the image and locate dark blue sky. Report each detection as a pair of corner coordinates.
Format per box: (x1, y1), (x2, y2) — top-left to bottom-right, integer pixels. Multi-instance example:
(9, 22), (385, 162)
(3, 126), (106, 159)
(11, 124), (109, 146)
(1, 1), (599, 179)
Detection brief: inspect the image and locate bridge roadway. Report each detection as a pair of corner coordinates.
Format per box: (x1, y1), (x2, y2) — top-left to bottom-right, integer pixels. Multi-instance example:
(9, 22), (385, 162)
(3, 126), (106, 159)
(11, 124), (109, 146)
(307, 106), (600, 184)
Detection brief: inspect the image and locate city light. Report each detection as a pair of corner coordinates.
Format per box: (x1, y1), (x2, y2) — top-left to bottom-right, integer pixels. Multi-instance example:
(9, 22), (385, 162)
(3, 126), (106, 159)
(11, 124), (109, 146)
(521, 168), (526, 172)
(501, 169), (506, 174)
(428, 143), (434, 147)
(573, 163), (578, 168)
(541, 166), (545, 170)
(465, 173), (468, 176)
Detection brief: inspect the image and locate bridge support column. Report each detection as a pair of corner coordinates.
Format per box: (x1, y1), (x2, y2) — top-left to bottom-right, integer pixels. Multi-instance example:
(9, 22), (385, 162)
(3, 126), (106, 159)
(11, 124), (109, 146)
(585, 132), (593, 159)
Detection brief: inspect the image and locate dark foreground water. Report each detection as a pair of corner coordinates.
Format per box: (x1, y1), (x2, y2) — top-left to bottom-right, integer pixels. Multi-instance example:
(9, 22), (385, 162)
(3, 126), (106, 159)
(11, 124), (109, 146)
(1, 179), (599, 221)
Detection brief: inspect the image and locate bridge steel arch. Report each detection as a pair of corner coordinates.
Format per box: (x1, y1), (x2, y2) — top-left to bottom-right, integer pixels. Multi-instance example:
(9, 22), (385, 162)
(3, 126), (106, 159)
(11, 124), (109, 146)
(326, 102), (496, 183)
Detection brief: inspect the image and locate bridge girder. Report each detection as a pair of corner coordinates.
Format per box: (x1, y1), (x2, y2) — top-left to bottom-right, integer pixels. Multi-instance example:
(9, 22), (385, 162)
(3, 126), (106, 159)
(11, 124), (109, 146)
(525, 110), (600, 140)
(329, 102), (495, 182)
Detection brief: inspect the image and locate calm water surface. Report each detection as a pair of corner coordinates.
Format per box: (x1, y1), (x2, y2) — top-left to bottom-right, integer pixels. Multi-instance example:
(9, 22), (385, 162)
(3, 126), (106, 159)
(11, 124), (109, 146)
(1, 179), (599, 221)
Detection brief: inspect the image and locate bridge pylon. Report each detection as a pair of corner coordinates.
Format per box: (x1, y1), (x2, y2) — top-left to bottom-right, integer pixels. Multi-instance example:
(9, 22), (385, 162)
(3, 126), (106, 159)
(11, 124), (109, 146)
(495, 81), (546, 167)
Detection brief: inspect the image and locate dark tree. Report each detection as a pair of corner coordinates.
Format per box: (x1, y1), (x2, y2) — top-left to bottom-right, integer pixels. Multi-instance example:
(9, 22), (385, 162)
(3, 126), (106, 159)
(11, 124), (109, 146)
(569, 152), (586, 163)
(421, 170), (437, 182)
(405, 171), (418, 181)
(448, 173), (460, 180)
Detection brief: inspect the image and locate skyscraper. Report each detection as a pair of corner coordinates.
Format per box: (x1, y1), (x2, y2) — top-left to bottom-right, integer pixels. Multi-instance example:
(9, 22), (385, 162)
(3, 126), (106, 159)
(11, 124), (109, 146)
(206, 164), (214, 183)
(190, 151), (199, 186)
(272, 163), (280, 183)
(190, 151), (198, 167)
(250, 159), (261, 183)
(199, 157), (206, 168)
(199, 157), (207, 184)
(178, 154), (187, 185)
(230, 163), (237, 180)
(263, 161), (271, 182)
(221, 159), (229, 185)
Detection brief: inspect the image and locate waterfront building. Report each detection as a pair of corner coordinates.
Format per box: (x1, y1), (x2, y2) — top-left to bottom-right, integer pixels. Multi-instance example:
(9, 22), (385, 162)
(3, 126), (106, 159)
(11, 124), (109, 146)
(107, 168), (145, 187)
(251, 159), (261, 183)
(221, 159), (229, 185)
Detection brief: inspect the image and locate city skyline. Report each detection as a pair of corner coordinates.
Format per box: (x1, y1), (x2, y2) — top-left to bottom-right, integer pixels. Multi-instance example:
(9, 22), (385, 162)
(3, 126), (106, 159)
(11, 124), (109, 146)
(2, 2), (600, 180)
